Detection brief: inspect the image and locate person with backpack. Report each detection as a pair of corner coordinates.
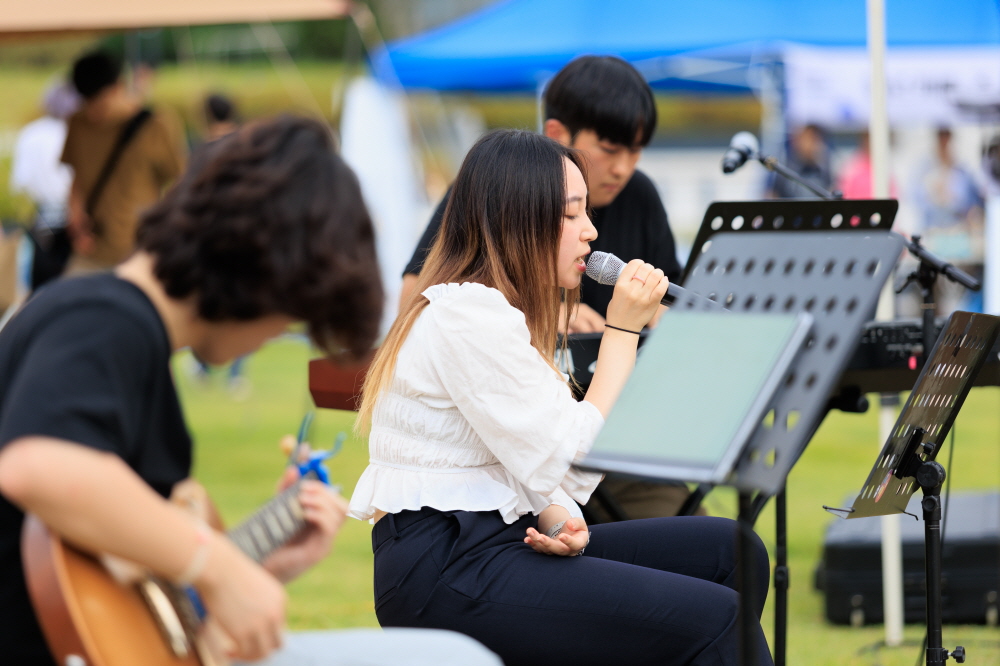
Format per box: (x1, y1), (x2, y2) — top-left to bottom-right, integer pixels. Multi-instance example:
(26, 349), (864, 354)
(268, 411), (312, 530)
(61, 51), (187, 276)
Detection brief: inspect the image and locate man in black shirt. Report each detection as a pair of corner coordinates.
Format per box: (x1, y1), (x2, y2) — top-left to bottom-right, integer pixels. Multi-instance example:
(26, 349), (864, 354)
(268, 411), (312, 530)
(0, 117), (384, 666)
(400, 57), (695, 521)
(401, 56), (681, 333)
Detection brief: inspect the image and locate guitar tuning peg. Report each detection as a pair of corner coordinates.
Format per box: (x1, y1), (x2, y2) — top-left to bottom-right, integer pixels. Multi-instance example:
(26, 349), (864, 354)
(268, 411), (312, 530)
(330, 432), (346, 456)
(279, 434), (297, 458)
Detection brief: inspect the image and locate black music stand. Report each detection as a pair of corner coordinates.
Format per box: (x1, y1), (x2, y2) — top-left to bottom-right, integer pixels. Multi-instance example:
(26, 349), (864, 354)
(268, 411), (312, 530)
(679, 199), (898, 478)
(580, 310), (814, 666)
(680, 199), (897, 285)
(674, 199), (901, 666)
(581, 222), (904, 665)
(840, 311), (1000, 666)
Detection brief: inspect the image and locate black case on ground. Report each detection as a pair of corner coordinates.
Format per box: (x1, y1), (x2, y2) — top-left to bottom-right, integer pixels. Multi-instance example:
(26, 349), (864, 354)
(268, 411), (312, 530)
(814, 492), (1000, 626)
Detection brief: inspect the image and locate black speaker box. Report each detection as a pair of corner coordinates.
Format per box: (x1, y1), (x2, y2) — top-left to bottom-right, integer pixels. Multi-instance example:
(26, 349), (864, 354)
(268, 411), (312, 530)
(815, 492), (1000, 626)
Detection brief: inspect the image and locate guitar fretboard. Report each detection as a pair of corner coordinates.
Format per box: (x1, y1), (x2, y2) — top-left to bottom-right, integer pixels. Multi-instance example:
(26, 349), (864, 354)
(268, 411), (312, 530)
(227, 471), (316, 564)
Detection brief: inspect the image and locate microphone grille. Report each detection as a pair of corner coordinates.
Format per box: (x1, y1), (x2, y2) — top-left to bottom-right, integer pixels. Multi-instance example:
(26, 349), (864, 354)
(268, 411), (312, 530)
(731, 131), (759, 153)
(585, 251), (625, 286)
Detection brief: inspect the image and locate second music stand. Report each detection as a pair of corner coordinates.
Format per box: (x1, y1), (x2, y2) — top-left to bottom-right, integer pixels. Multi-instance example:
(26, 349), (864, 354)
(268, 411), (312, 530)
(841, 311), (1000, 666)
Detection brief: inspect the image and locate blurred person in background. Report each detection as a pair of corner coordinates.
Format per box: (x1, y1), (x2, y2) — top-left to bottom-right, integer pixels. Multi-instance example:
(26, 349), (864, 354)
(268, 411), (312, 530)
(397, 56), (693, 523)
(910, 127), (985, 313)
(205, 92), (239, 141)
(62, 51), (187, 276)
(9, 82), (80, 289)
(836, 131), (899, 200)
(766, 123), (833, 199)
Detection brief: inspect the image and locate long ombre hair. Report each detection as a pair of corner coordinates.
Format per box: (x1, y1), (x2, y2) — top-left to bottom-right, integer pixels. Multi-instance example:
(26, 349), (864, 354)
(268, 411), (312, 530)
(356, 129), (587, 432)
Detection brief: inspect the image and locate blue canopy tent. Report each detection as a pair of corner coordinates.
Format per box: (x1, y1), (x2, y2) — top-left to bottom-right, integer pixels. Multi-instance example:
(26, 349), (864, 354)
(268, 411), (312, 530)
(372, 0), (1000, 93)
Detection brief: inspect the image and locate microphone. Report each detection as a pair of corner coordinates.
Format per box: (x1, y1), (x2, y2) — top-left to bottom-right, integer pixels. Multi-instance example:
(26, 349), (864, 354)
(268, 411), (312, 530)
(720, 131), (759, 174)
(584, 251), (727, 311)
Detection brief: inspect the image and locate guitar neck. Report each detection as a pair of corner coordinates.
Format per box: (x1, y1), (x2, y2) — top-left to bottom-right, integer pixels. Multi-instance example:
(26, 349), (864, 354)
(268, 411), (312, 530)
(226, 471), (316, 564)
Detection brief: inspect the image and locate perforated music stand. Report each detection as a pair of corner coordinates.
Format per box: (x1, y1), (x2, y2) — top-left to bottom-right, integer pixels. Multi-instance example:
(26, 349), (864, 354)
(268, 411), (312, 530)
(850, 311), (1000, 519)
(580, 219), (905, 665)
(680, 199), (898, 284)
(671, 199), (902, 666)
(677, 230), (904, 494)
(841, 312), (1000, 666)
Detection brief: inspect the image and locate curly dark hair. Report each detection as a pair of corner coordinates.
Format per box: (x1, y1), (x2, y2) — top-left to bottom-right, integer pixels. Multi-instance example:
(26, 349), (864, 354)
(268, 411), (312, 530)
(136, 115), (383, 358)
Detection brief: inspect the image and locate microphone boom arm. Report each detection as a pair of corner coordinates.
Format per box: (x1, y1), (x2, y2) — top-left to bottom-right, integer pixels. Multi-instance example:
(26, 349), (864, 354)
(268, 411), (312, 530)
(759, 156), (840, 201)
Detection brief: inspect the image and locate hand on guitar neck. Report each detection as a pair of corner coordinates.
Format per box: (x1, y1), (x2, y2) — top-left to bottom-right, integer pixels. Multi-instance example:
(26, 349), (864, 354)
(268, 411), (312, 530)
(262, 463), (349, 584)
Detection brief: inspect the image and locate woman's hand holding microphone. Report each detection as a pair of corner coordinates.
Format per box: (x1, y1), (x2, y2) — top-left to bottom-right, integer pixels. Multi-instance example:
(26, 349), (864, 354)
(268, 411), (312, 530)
(604, 259), (669, 334)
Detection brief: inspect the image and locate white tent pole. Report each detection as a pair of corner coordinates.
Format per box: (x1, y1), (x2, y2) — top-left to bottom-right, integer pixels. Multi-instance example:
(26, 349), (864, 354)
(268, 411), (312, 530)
(536, 77), (546, 133)
(868, 0), (905, 647)
(869, 4), (890, 200)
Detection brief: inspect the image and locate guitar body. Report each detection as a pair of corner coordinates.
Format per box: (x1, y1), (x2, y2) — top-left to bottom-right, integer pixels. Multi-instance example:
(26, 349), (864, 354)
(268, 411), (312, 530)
(21, 476), (309, 666)
(22, 515), (203, 666)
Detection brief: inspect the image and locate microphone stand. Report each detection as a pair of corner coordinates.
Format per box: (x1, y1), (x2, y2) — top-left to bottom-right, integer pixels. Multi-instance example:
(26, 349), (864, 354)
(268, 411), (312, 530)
(724, 140), (840, 200)
(757, 155), (841, 201)
(895, 235), (982, 364)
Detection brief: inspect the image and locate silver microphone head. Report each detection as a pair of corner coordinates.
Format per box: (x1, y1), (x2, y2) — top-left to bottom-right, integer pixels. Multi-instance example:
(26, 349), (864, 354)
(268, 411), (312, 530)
(730, 131), (759, 155)
(585, 251), (626, 286)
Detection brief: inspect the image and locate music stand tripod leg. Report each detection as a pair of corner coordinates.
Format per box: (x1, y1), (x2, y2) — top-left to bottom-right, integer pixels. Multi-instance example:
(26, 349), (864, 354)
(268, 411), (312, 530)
(916, 461), (965, 666)
(738, 491), (761, 666)
(774, 487), (789, 666)
(744, 488), (788, 666)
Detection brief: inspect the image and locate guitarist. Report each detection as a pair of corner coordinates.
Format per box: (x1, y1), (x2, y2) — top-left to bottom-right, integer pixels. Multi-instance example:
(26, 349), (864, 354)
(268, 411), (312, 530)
(0, 116), (383, 665)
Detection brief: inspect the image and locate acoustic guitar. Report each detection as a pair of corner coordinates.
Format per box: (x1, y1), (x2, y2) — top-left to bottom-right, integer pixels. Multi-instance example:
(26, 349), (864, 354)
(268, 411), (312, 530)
(21, 471), (318, 666)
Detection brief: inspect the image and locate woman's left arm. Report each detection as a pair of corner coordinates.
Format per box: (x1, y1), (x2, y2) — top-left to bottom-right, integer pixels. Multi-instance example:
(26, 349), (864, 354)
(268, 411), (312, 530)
(524, 504), (589, 556)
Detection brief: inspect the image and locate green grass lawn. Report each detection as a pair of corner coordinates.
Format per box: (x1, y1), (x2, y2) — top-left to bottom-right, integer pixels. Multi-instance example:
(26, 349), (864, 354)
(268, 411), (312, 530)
(176, 336), (1000, 665)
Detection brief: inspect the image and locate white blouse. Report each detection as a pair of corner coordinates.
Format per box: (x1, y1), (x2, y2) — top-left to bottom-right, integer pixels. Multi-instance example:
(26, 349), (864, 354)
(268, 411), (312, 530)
(349, 282), (605, 524)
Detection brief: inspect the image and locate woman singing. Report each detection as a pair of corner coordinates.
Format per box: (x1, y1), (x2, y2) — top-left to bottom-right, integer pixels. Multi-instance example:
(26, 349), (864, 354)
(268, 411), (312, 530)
(349, 129), (773, 666)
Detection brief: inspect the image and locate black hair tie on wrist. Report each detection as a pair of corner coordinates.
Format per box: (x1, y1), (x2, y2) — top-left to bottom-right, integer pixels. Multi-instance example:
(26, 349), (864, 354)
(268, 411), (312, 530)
(604, 324), (641, 335)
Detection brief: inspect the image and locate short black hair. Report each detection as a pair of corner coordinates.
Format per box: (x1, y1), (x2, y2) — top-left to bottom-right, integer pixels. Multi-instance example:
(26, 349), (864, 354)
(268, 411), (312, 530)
(71, 51), (122, 100)
(543, 56), (657, 148)
(205, 93), (235, 124)
(136, 115), (383, 358)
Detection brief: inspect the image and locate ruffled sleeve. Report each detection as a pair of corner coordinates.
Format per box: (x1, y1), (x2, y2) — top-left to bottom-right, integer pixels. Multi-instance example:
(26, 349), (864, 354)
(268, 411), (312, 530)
(548, 486), (585, 520)
(421, 283), (603, 504)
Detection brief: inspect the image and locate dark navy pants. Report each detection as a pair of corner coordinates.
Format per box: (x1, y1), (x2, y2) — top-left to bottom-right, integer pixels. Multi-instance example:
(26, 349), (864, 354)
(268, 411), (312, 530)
(372, 508), (773, 666)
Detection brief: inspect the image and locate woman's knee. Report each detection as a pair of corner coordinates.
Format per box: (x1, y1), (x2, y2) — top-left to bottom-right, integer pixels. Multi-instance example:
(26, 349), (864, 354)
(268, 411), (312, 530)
(698, 517), (770, 600)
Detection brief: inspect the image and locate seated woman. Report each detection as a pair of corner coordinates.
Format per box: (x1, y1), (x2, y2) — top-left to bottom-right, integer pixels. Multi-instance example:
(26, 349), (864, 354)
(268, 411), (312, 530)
(349, 129), (773, 666)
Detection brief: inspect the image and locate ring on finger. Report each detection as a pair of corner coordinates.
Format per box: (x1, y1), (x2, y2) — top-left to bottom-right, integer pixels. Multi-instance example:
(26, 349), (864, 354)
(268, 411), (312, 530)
(630, 275), (646, 284)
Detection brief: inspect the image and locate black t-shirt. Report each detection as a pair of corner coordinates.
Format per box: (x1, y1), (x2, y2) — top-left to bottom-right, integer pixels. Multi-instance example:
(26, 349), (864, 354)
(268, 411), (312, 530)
(403, 169), (681, 318)
(0, 274), (191, 666)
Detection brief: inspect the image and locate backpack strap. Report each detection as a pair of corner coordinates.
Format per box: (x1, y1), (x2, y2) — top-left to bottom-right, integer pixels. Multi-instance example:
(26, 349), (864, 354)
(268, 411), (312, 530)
(85, 108), (153, 218)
